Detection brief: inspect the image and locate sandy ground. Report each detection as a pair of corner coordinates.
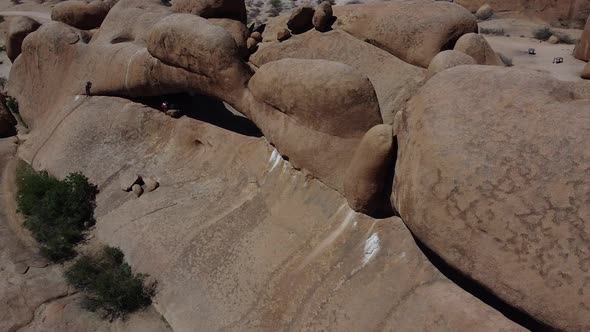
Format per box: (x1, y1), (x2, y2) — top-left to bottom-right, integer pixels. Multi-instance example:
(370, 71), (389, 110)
(486, 35), (585, 82)
(480, 18), (582, 40)
(479, 18), (586, 82)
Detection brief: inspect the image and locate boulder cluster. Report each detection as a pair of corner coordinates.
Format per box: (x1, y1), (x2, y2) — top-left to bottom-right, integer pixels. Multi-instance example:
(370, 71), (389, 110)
(4, 0), (590, 330)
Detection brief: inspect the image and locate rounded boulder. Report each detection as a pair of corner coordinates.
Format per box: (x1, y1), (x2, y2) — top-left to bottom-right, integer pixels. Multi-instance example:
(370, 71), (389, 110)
(172, 0), (247, 23)
(344, 124), (394, 215)
(249, 58), (382, 138)
(51, 0), (115, 30)
(454, 33), (503, 66)
(427, 50), (476, 79)
(7, 16), (41, 62)
(475, 3), (493, 20)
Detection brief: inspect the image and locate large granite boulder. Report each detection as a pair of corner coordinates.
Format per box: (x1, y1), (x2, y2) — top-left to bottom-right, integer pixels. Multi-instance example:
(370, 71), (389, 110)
(454, 33), (503, 65)
(6, 16), (41, 62)
(51, 0), (117, 30)
(247, 58), (382, 190)
(575, 15), (590, 61)
(252, 30), (425, 124)
(249, 58), (381, 139)
(427, 50), (476, 79)
(393, 65), (590, 331)
(14, 96), (524, 331)
(333, 1), (478, 67)
(344, 124), (394, 215)
(172, 0), (247, 23)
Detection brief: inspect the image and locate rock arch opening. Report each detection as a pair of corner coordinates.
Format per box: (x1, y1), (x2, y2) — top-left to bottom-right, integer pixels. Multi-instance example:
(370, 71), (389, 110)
(131, 93), (263, 138)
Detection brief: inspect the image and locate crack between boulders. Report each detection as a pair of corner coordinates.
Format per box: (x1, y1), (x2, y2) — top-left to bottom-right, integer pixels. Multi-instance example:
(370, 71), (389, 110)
(408, 230), (557, 331)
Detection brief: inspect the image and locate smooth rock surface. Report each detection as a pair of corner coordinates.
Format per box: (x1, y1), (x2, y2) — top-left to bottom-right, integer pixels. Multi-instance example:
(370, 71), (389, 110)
(344, 124), (394, 215)
(252, 30), (425, 124)
(172, 0), (247, 23)
(575, 15), (590, 61)
(333, 1), (478, 67)
(7, 16), (40, 62)
(427, 50), (477, 79)
(393, 65), (590, 331)
(51, 0), (116, 30)
(454, 32), (503, 65)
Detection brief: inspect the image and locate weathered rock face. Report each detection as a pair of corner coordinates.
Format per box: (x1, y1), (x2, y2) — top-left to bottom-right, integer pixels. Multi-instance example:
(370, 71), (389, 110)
(313, 1), (334, 32)
(51, 0), (117, 30)
(287, 6), (315, 34)
(172, 0), (247, 23)
(427, 50), (476, 79)
(252, 30), (426, 124)
(333, 1), (478, 67)
(247, 58), (382, 190)
(14, 94), (524, 331)
(208, 18), (250, 58)
(475, 3), (493, 20)
(147, 13), (251, 90)
(454, 32), (503, 65)
(6, 16), (41, 62)
(249, 58), (382, 139)
(393, 65), (590, 332)
(344, 124), (394, 215)
(575, 15), (590, 61)
(457, 0), (590, 27)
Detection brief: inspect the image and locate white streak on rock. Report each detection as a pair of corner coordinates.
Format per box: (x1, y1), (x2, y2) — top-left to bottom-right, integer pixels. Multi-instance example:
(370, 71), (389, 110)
(362, 233), (380, 265)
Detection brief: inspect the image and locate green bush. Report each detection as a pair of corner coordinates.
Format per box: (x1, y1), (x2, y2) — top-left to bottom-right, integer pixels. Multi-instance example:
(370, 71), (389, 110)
(532, 27), (553, 41)
(5, 95), (19, 113)
(65, 246), (156, 319)
(16, 163), (97, 261)
(479, 27), (505, 36)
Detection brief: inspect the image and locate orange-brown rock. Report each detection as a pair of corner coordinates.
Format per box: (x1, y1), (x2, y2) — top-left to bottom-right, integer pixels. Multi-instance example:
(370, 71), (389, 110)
(475, 3), (493, 20)
(393, 65), (590, 331)
(427, 50), (476, 79)
(247, 58), (382, 189)
(51, 0), (116, 30)
(454, 32), (503, 65)
(172, 0), (247, 23)
(251, 30), (425, 124)
(344, 124), (394, 215)
(6, 16), (41, 62)
(249, 58), (382, 139)
(312, 1), (334, 32)
(13, 96), (524, 332)
(208, 18), (249, 58)
(277, 28), (291, 41)
(575, 15), (590, 61)
(333, 1), (478, 67)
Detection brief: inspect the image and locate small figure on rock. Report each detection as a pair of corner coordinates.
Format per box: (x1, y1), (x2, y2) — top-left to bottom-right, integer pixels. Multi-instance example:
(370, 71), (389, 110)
(161, 101), (169, 112)
(85, 81), (92, 97)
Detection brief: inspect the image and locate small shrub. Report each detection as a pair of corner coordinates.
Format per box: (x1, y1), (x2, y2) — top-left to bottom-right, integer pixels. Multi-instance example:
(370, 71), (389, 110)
(65, 246), (156, 319)
(5, 95), (19, 113)
(479, 27), (505, 36)
(533, 27), (552, 41)
(16, 163), (97, 261)
(553, 32), (577, 45)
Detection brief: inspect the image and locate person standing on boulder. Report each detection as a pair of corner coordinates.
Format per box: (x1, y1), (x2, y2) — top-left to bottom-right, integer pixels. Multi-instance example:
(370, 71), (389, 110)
(85, 81), (92, 97)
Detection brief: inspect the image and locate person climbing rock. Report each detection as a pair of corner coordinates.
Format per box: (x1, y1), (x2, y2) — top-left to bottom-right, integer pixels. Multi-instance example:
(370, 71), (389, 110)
(85, 81), (92, 97)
